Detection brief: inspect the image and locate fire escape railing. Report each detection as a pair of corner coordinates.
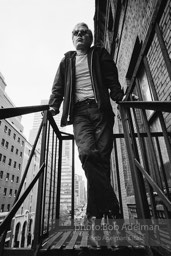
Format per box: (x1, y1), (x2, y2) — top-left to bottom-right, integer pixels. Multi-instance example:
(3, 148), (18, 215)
(119, 101), (171, 254)
(0, 105), (75, 255)
(0, 101), (171, 255)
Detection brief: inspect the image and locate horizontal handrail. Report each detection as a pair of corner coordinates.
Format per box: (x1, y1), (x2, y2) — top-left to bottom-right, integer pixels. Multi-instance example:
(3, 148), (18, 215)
(1, 101), (170, 120)
(112, 132), (171, 139)
(0, 105), (49, 119)
(119, 101), (171, 113)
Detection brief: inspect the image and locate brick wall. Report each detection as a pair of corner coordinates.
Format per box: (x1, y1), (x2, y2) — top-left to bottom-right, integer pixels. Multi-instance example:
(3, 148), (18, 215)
(113, 0), (171, 213)
(98, 0), (171, 217)
(147, 0), (171, 131)
(117, 0), (157, 90)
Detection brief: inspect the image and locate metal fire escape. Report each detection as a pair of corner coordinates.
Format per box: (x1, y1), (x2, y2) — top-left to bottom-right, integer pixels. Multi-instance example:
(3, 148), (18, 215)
(0, 100), (171, 256)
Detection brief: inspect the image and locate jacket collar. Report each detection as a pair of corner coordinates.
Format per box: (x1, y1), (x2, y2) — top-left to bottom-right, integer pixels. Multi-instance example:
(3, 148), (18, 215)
(64, 46), (95, 59)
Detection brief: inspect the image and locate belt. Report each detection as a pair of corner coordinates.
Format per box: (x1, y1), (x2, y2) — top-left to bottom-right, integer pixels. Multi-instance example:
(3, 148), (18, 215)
(75, 98), (96, 106)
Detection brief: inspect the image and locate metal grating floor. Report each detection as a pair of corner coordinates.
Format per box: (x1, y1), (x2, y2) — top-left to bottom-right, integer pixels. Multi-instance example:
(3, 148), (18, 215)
(39, 229), (149, 256)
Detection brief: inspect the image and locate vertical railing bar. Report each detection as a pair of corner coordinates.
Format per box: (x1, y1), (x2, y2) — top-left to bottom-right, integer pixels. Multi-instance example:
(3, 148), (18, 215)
(141, 136), (159, 219)
(113, 137), (123, 218)
(158, 113), (171, 163)
(52, 135), (58, 231)
(126, 106), (151, 218)
(140, 108), (163, 188)
(47, 129), (54, 232)
(135, 80), (158, 184)
(143, 56), (171, 165)
(131, 102), (162, 243)
(130, 98), (158, 216)
(152, 137), (171, 242)
(119, 105), (147, 219)
(155, 137), (170, 198)
(32, 110), (48, 251)
(56, 138), (63, 226)
(135, 78), (163, 188)
(71, 138), (75, 227)
(42, 121), (50, 235)
(151, 138), (164, 192)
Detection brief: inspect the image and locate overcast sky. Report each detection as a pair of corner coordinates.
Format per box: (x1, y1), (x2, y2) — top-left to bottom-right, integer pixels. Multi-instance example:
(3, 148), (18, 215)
(0, 0), (95, 139)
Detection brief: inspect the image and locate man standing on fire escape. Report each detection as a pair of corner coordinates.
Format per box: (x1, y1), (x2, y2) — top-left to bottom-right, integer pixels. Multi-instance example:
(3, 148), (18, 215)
(48, 22), (125, 246)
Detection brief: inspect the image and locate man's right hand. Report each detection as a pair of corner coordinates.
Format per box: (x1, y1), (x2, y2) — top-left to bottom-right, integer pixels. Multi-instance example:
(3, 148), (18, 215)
(49, 107), (57, 116)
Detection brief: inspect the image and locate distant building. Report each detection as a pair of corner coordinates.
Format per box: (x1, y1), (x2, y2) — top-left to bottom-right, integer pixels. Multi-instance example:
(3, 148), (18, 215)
(75, 174), (86, 208)
(10, 141), (40, 248)
(0, 73), (26, 213)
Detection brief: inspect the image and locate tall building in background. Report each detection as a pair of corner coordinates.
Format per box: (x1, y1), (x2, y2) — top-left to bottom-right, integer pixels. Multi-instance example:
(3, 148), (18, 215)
(0, 73), (26, 214)
(75, 174), (86, 208)
(10, 140), (40, 248)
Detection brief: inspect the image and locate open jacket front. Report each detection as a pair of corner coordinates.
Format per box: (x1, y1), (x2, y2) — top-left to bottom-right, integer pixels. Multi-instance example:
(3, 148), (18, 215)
(49, 46), (124, 127)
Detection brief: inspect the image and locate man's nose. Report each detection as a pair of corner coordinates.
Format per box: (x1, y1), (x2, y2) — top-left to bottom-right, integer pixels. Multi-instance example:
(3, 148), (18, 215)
(77, 31), (82, 36)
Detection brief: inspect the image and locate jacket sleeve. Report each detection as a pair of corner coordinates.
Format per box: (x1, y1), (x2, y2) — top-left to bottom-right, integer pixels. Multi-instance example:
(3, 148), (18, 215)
(48, 57), (65, 114)
(100, 48), (124, 102)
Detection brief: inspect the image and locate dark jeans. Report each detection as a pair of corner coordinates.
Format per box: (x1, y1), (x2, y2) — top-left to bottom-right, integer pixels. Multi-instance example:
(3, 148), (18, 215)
(73, 99), (119, 218)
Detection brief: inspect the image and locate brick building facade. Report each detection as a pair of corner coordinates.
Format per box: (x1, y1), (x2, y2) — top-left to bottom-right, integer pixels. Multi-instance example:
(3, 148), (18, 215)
(94, 0), (171, 217)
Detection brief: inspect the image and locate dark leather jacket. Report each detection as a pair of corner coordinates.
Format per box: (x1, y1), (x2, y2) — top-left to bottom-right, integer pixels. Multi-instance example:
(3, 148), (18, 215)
(49, 46), (124, 127)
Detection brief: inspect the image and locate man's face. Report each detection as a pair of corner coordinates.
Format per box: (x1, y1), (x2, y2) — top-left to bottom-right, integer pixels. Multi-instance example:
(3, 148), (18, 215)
(72, 24), (92, 51)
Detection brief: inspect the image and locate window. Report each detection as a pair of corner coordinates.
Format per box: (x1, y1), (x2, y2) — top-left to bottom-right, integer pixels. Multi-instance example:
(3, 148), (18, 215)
(11, 175), (15, 182)
(18, 164), (21, 170)
(4, 125), (8, 133)
(1, 138), (5, 147)
(16, 149), (18, 155)
(17, 137), (20, 143)
(1, 204), (4, 212)
(13, 133), (16, 140)
(11, 145), (14, 152)
(5, 141), (9, 149)
(16, 176), (19, 183)
(3, 188), (7, 196)
(9, 189), (12, 197)
(21, 141), (24, 146)
(8, 129), (11, 136)
(6, 173), (9, 181)
(14, 190), (17, 197)
(0, 154), (2, 161)
(7, 204), (10, 211)
(8, 158), (12, 166)
(20, 152), (22, 158)
(14, 161), (17, 168)
(3, 156), (6, 163)
(138, 66), (154, 119)
(0, 171), (3, 179)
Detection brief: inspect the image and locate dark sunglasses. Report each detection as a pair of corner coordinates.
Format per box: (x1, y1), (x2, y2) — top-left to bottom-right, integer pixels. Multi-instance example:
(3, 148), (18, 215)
(72, 30), (88, 37)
